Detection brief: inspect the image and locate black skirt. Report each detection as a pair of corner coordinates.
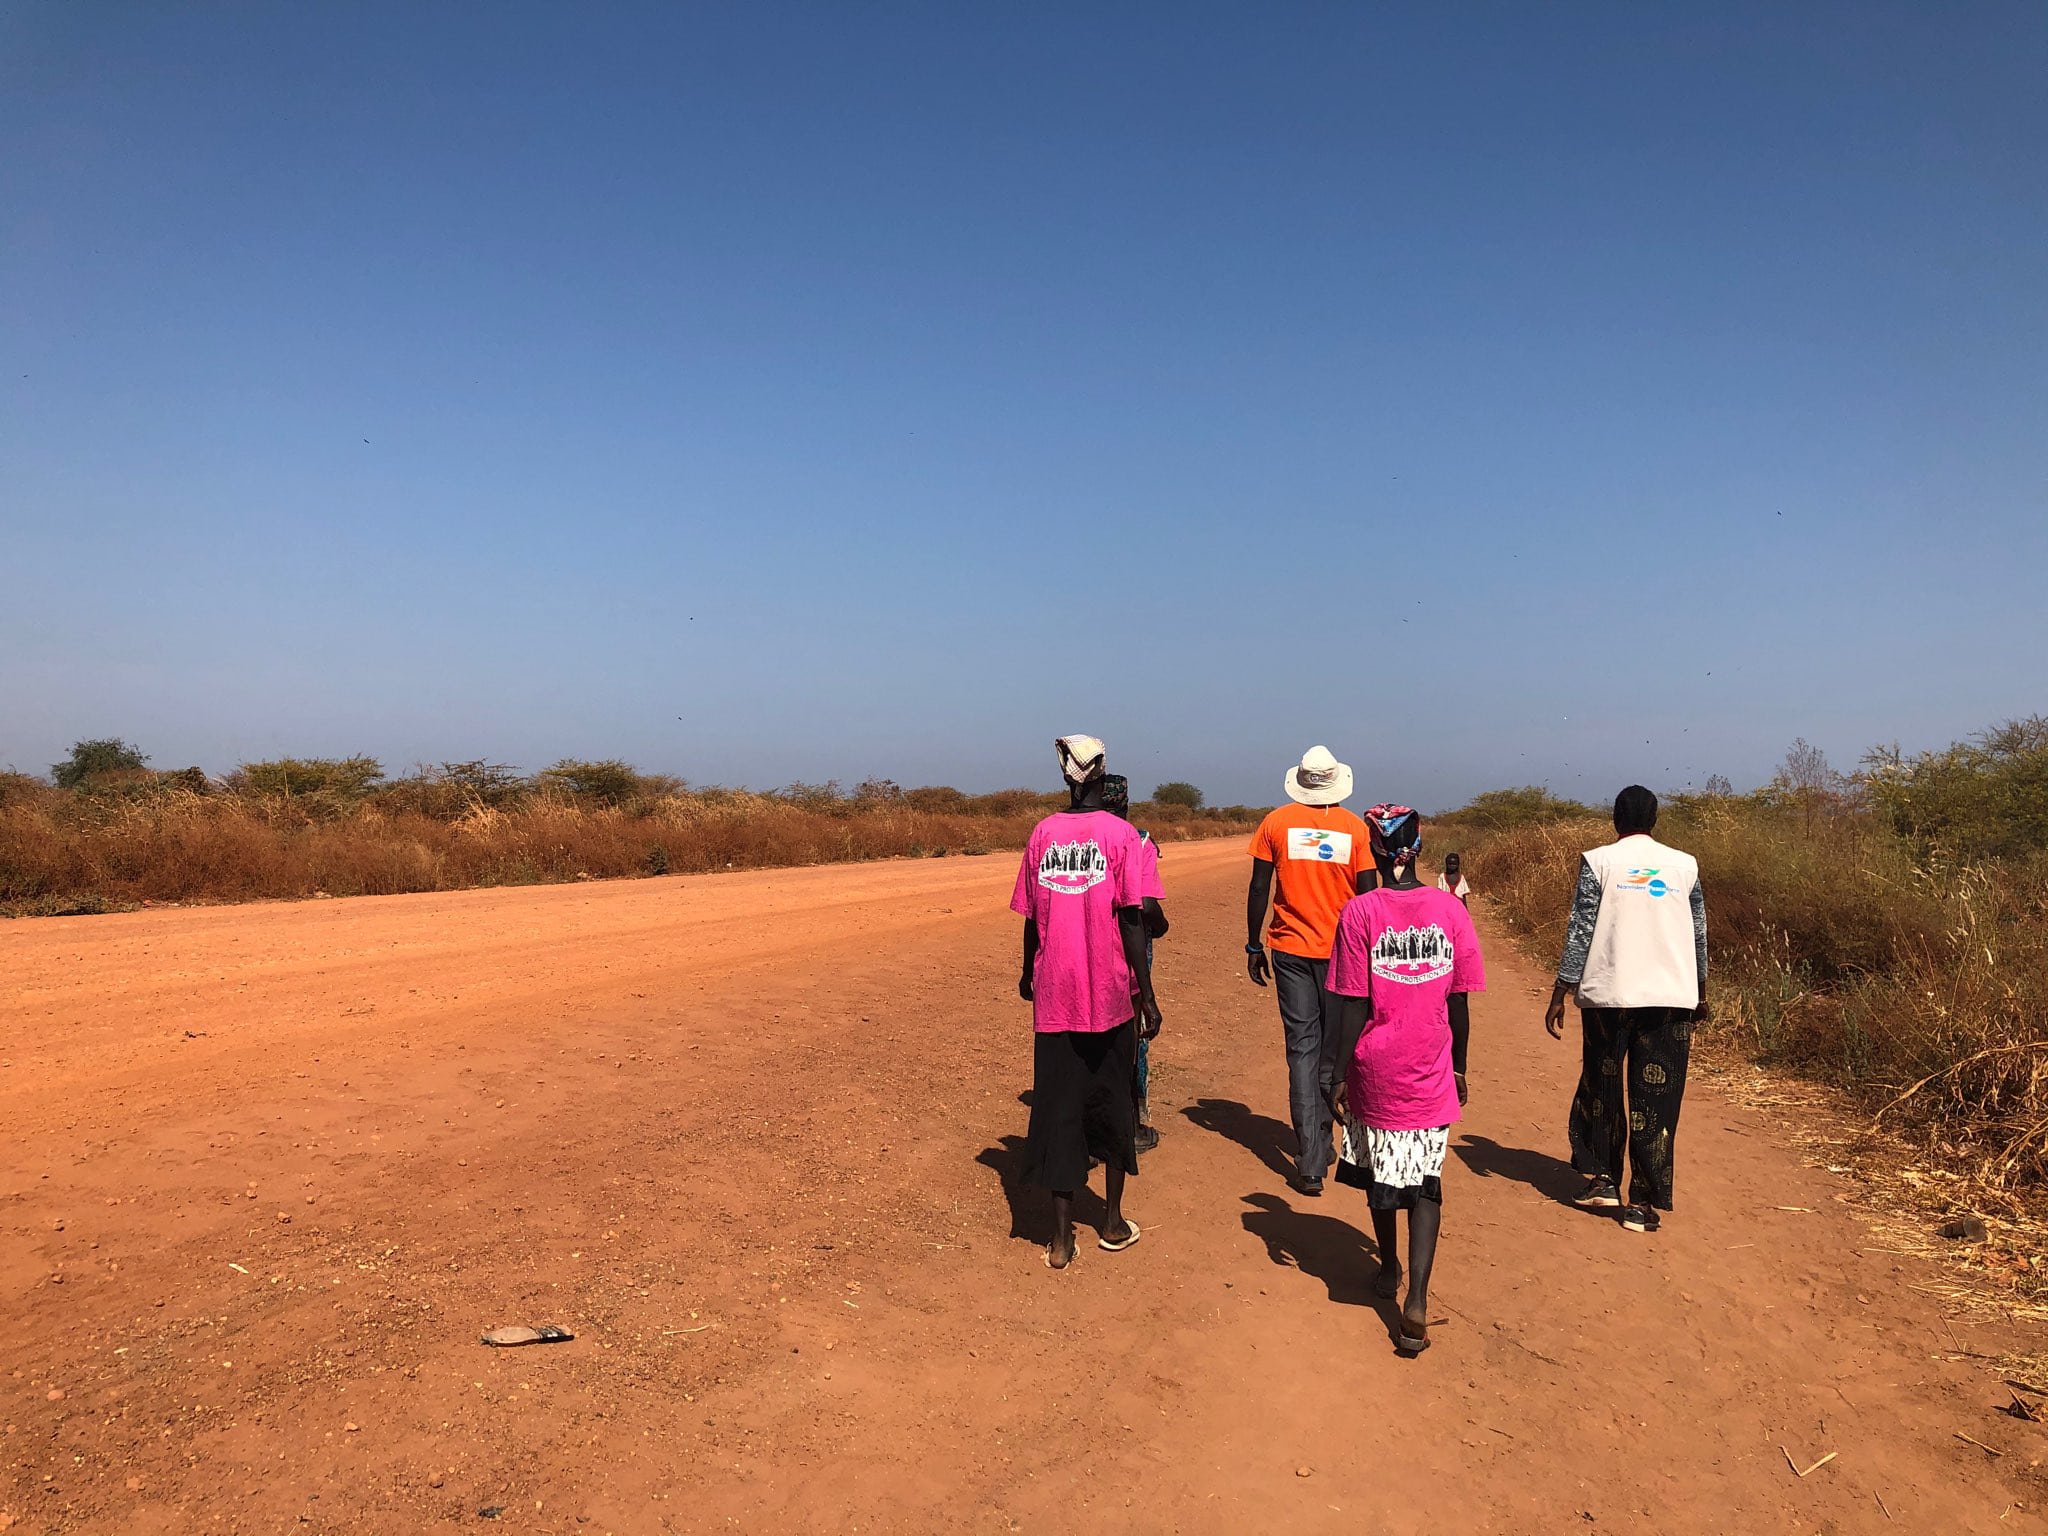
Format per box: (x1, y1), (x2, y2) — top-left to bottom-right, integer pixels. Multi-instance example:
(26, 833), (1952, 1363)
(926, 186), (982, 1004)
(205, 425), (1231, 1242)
(1022, 1020), (1139, 1191)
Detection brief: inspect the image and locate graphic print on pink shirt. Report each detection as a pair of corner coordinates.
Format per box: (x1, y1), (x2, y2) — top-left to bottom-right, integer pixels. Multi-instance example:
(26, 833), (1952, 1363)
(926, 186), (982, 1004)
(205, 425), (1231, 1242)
(1327, 885), (1486, 1132)
(1010, 811), (1146, 1034)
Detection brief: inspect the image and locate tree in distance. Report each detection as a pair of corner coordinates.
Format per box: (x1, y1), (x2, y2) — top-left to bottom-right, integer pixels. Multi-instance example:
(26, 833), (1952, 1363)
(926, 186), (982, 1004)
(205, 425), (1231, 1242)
(1152, 781), (1204, 810)
(536, 757), (655, 806)
(237, 756), (384, 799)
(51, 738), (149, 788)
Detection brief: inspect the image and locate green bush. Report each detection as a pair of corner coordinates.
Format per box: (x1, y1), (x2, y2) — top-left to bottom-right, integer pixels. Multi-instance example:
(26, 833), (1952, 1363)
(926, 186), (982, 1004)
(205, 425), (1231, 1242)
(52, 738), (149, 789)
(1866, 715), (2048, 862)
(238, 756), (384, 800)
(540, 759), (663, 807)
(1152, 781), (1204, 809)
(1438, 785), (1597, 830)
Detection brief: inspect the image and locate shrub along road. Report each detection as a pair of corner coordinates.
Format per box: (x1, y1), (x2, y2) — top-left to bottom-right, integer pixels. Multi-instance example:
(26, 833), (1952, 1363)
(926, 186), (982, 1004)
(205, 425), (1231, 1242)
(2, 842), (2041, 1532)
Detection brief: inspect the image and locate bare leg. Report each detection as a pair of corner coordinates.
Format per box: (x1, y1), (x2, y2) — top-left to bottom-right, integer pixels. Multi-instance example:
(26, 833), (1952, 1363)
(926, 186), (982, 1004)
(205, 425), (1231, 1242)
(1048, 1191), (1076, 1269)
(1102, 1165), (1132, 1246)
(1370, 1207), (1402, 1298)
(1402, 1197), (1442, 1343)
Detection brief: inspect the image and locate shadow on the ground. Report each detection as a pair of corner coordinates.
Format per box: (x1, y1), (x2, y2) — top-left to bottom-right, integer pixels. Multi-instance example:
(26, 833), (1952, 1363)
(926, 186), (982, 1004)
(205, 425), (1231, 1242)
(1452, 1133), (1582, 1205)
(974, 1135), (1111, 1244)
(1240, 1193), (1429, 1354)
(1181, 1097), (1296, 1181)
(1238, 1190), (1388, 1310)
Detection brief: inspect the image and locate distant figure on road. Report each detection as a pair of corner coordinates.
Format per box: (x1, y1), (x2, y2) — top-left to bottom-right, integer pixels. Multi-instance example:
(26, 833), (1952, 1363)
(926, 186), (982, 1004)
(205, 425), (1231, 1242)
(1327, 804), (1485, 1355)
(1246, 745), (1375, 1196)
(1013, 736), (1163, 1269)
(1544, 786), (1709, 1234)
(1102, 774), (1169, 1152)
(1437, 850), (1470, 905)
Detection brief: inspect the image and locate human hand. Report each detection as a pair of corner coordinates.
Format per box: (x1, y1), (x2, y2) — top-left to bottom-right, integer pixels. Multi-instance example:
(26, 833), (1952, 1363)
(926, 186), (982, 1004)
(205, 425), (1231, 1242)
(1543, 995), (1566, 1039)
(1328, 1080), (1349, 1119)
(1455, 1071), (1469, 1107)
(1018, 973), (1034, 1003)
(1693, 998), (1712, 1024)
(1141, 995), (1163, 1039)
(1246, 948), (1269, 987)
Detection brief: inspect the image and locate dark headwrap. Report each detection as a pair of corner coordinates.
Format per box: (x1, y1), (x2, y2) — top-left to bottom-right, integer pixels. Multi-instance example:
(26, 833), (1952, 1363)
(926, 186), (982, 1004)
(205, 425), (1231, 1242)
(1364, 803), (1421, 870)
(1101, 774), (1130, 818)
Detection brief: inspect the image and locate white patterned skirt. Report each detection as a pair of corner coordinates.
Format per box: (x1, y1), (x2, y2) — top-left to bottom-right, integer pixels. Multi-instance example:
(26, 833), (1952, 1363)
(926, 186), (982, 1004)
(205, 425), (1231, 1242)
(1335, 1118), (1449, 1209)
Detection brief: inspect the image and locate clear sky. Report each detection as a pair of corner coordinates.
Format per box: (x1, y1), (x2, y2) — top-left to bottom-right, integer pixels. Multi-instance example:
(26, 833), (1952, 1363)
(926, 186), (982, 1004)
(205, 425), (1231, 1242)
(4, 3), (2044, 810)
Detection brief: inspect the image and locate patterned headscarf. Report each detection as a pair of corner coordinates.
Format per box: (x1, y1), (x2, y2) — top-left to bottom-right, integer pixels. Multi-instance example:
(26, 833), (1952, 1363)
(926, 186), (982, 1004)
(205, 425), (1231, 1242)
(1364, 803), (1421, 870)
(1101, 774), (1131, 818)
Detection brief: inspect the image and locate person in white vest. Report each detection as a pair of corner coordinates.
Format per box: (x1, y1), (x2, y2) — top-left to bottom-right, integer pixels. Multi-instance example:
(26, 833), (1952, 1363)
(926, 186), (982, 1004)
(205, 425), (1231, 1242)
(1543, 785), (1708, 1234)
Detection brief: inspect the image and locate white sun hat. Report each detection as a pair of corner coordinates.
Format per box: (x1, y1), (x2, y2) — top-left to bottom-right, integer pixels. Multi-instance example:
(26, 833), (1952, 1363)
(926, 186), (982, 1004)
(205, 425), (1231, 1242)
(1055, 734), (1107, 785)
(1284, 744), (1354, 806)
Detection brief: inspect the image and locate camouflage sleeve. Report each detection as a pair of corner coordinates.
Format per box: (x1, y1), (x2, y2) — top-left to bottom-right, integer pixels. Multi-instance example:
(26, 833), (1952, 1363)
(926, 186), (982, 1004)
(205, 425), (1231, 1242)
(1556, 857), (1601, 985)
(1691, 878), (1708, 993)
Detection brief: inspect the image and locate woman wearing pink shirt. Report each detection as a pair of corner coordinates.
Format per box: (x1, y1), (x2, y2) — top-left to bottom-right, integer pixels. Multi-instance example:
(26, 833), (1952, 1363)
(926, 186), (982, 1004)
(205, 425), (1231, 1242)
(1012, 737), (1164, 1269)
(1328, 805), (1485, 1354)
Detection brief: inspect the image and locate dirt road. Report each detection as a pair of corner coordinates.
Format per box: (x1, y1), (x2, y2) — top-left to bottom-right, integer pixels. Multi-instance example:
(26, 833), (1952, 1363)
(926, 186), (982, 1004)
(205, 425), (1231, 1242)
(4, 841), (2042, 1533)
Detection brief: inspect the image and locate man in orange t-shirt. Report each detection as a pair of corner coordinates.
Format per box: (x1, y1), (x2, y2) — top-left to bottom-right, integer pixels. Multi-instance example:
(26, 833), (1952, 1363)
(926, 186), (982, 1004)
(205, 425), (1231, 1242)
(1246, 745), (1375, 1195)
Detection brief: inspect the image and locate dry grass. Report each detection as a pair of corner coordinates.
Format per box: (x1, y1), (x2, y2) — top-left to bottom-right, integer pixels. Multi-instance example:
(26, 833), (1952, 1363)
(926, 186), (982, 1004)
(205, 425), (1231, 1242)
(0, 778), (1257, 914)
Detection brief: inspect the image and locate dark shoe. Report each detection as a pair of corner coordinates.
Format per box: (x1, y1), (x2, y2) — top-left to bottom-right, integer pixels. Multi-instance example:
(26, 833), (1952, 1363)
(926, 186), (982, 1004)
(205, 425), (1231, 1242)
(1297, 1175), (1325, 1198)
(1133, 1123), (1160, 1153)
(1621, 1204), (1661, 1233)
(1573, 1176), (1622, 1209)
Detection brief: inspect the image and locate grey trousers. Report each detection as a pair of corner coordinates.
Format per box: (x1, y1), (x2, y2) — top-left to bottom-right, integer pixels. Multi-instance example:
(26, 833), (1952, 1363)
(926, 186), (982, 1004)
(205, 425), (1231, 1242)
(1272, 951), (1345, 1180)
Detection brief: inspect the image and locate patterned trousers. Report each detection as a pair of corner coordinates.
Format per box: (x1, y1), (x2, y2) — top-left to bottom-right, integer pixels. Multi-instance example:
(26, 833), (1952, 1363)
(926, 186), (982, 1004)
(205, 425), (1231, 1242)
(1568, 1006), (1692, 1211)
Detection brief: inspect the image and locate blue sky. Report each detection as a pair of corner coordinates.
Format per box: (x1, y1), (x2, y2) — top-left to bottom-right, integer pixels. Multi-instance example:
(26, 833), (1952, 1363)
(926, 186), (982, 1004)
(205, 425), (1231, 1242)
(4, 2), (2043, 809)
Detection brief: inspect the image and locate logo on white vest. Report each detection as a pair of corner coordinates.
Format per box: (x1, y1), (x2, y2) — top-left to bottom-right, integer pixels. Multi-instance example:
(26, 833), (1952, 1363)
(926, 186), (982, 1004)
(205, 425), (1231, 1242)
(1618, 867), (1669, 897)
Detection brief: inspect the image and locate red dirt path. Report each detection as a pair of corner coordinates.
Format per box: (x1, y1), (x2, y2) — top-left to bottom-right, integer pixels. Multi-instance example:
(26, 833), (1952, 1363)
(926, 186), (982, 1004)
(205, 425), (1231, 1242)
(3, 839), (2043, 1533)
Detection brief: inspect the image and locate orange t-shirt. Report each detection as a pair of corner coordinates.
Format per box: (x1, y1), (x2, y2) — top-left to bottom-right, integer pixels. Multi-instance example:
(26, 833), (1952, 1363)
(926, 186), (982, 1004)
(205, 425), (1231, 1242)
(1249, 804), (1373, 958)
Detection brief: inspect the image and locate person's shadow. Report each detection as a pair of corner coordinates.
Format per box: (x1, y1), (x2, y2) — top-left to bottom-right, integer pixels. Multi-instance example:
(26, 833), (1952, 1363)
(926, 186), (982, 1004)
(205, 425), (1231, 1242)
(1239, 1192), (1406, 1347)
(1181, 1098), (1296, 1181)
(974, 1134), (1111, 1244)
(1452, 1133), (1582, 1205)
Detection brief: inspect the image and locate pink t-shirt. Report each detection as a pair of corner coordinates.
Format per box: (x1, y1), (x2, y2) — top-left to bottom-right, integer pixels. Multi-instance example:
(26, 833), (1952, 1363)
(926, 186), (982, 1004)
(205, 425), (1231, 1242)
(1137, 834), (1165, 899)
(1010, 811), (1147, 1033)
(1327, 885), (1486, 1132)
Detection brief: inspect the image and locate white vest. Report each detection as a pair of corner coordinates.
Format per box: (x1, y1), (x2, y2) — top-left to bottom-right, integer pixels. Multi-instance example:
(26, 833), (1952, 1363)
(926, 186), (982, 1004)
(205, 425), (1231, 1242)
(1578, 835), (1700, 1009)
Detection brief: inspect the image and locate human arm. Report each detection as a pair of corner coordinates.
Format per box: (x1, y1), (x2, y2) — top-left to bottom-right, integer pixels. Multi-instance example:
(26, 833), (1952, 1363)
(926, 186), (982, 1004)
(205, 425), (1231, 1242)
(1328, 994), (1371, 1118)
(1449, 992), (1471, 1104)
(1546, 856), (1602, 1039)
(1245, 858), (1275, 985)
(1691, 878), (1710, 1022)
(1121, 904), (1162, 1038)
(1018, 918), (1039, 1001)
(1142, 897), (1169, 940)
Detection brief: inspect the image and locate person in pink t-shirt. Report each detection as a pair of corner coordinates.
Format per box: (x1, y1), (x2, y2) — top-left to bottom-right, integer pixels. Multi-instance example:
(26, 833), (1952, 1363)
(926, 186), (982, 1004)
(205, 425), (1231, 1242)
(1102, 774), (1169, 1152)
(1328, 805), (1486, 1355)
(1011, 736), (1163, 1269)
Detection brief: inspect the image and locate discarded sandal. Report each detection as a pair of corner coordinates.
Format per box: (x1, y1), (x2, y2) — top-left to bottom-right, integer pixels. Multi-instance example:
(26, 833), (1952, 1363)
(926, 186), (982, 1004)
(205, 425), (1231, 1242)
(480, 1325), (574, 1347)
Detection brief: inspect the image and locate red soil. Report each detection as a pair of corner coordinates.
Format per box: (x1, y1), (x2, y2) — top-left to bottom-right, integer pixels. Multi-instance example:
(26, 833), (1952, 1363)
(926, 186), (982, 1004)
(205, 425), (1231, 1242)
(3, 840), (2041, 1532)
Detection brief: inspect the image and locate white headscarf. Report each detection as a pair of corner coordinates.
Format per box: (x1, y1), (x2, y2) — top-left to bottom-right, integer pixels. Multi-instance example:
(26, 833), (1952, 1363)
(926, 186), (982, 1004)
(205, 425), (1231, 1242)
(1055, 735), (1106, 785)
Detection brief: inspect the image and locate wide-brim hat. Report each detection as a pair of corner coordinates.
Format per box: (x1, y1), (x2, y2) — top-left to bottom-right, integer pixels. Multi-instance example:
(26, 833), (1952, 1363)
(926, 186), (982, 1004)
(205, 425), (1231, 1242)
(1284, 745), (1353, 806)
